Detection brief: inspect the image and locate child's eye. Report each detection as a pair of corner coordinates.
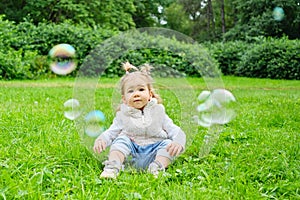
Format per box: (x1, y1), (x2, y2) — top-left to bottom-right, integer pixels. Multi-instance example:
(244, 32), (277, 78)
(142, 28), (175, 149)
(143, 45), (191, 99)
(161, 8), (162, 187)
(127, 89), (134, 93)
(139, 88), (145, 91)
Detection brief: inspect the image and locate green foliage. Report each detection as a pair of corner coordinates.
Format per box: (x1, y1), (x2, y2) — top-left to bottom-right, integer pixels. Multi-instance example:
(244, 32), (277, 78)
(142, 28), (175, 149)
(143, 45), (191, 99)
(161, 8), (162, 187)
(205, 41), (252, 75)
(107, 49), (193, 78)
(1, 15), (299, 80)
(0, 49), (49, 80)
(225, 0), (300, 40)
(236, 37), (300, 80)
(80, 30), (218, 78)
(164, 3), (193, 36)
(0, 18), (117, 80)
(132, 0), (175, 28)
(0, 0), (136, 31)
(1, 0), (300, 43)
(10, 21), (116, 58)
(93, 0), (136, 31)
(205, 37), (300, 80)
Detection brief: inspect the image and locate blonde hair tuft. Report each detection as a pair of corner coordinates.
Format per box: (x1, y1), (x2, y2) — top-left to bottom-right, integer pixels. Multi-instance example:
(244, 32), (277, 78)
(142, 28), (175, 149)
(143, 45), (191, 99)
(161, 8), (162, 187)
(122, 61), (138, 74)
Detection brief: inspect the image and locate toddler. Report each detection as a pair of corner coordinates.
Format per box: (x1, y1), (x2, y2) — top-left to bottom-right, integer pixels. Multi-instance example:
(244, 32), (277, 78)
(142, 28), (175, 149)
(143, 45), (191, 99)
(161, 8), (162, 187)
(93, 62), (186, 178)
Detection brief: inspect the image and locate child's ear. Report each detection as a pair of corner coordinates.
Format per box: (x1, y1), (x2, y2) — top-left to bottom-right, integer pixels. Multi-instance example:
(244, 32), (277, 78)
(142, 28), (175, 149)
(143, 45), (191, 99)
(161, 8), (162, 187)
(149, 91), (153, 100)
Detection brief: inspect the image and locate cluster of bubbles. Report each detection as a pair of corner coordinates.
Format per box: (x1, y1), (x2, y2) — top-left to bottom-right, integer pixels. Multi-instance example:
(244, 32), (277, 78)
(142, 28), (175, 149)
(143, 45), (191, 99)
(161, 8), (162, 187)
(49, 43), (77, 75)
(63, 99), (106, 138)
(51, 28), (239, 161)
(49, 44), (107, 153)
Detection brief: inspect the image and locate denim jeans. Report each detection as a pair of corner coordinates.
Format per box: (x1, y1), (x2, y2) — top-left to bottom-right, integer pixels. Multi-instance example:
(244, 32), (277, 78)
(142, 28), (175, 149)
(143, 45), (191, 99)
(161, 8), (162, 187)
(110, 135), (172, 169)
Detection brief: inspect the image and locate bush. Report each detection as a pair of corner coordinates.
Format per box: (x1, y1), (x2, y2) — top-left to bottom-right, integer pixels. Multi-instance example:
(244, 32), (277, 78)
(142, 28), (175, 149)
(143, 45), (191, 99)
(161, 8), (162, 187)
(0, 17), (117, 80)
(11, 21), (117, 65)
(236, 37), (300, 80)
(80, 30), (219, 78)
(1, 15), (299, 80)
(205, 41), (253, 75)
(0, 48), (45, 79)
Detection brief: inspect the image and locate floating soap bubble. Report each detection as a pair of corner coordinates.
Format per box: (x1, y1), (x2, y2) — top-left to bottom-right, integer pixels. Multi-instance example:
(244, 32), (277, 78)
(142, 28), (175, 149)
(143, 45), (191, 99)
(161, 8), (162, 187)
(194, 89), (237, 157)
(195, 89), (236, 127)
(84, 110), (106, 138)
(63, 99), (81, 120)
(72, 27), (228, 161)
(49, 44), (77, 75)
(273, 7), (285, 21)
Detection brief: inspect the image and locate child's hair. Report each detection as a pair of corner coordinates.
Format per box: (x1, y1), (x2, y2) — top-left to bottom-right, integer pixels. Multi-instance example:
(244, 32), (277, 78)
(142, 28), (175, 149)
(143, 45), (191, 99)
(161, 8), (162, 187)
(120, 62), (162, 104)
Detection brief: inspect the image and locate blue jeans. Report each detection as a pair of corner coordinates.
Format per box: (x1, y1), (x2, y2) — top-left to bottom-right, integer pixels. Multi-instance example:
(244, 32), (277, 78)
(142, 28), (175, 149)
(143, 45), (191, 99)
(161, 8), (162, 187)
(110, 135), (172, 169)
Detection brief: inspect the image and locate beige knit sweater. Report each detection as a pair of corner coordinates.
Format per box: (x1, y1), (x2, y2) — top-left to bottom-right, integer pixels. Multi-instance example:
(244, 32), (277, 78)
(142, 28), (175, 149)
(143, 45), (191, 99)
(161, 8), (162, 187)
(96, 98), (186, 149)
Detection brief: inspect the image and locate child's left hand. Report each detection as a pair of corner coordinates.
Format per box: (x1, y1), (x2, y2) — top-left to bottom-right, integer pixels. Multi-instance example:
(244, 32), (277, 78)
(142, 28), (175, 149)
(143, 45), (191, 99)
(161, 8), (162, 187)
(166, 142), (183, 157)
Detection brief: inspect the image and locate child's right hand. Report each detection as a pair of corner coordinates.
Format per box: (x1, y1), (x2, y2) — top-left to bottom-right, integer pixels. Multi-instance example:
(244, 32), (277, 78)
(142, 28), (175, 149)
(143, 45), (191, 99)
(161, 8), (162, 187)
(93, 139), (107, 154)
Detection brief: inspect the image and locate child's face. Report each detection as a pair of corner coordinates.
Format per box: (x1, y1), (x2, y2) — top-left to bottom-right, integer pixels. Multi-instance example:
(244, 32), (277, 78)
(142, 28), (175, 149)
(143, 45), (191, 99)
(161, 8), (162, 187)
(122, 77), (152, 110)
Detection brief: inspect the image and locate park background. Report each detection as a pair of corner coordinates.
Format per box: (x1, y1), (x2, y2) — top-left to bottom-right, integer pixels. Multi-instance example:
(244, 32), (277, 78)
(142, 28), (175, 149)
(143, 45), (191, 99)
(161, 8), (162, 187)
(0, 0), (299, 199)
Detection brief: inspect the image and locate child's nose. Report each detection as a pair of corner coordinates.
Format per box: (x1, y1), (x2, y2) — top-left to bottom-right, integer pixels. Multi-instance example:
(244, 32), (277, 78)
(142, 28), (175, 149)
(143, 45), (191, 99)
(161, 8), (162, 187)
(133, 91), (140, 97)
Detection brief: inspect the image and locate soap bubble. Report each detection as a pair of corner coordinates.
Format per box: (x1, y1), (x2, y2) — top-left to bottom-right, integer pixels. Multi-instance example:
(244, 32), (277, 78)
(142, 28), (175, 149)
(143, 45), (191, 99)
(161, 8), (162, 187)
(195, 89), (236, 127)
(273, 7), (285, 21)
(84, 110), (106, 138)
(63, 99), (81, 120)
(195, 89), (237, 157)
(49, 44), (77, 75)
(72, 27), (230, 161)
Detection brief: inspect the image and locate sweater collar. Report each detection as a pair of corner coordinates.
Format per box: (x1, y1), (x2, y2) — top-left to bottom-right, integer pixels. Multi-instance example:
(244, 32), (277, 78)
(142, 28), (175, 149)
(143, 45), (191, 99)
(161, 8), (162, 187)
(120, 98), (157, 116)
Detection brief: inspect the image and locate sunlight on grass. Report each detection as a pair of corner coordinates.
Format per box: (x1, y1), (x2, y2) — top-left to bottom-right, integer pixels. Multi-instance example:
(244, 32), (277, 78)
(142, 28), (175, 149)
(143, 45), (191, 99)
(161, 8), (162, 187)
(0, 77), (299, 199)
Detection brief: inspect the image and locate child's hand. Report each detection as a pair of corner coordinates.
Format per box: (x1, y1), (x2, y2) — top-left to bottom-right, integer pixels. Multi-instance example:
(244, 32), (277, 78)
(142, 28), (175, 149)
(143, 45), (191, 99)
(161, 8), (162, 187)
(166, 142), (183, 157)
(93, 139), (107, 154)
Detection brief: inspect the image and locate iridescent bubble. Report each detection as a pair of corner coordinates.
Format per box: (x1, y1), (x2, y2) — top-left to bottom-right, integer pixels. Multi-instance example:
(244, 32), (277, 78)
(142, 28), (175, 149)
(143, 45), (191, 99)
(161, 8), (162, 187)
(63, 99), (81, 120)
(273, 7), (285, 21)
(49, 44), (77, 75)
(84, 110), (106, 138)
(195, 89), (237, 157)
(72, 28), (226, 161)
(195, 89), (236, 128)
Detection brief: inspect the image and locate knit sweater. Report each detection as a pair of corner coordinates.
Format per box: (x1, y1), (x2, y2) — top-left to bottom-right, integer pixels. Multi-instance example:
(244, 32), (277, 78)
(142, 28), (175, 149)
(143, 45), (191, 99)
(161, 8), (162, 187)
(96, 98), (186, 149)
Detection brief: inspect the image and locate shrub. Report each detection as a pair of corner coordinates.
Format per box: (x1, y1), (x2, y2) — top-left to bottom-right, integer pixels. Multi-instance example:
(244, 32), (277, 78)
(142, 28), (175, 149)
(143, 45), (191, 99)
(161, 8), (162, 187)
(0, 48), (42, 79)
(236, 37), (300, 80)
(80, 30), (219, 78)
(11, 21), (117, 65)
(0, 18), (117, 79)
(205, 41), (253, 75)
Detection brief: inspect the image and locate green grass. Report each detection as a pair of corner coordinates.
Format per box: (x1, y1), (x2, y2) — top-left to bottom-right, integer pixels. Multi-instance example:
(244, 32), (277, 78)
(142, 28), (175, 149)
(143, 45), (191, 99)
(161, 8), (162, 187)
(0, 76), (299, 199)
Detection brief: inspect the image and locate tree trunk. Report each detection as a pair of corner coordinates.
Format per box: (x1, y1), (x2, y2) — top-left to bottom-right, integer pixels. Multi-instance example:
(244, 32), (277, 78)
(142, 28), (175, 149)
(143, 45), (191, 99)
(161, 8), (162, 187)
(207, 2), (211, 31)
(207, 0), (215, 38)
(220, 0), (226, 33)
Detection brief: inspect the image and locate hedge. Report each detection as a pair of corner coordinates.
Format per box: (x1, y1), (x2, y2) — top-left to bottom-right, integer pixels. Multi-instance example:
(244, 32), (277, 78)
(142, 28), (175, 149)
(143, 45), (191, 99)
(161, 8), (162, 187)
(0, 16), (117, 79)
(0, 16), (299, 80)
(236, 37), (300, 80)
(79, 29), (218, 78)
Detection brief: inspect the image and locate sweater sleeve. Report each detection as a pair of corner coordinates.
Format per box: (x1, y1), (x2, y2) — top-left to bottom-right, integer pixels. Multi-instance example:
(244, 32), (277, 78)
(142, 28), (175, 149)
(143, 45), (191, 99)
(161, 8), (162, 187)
(95, 115), (122, 147)
(162, 112), (186, 150)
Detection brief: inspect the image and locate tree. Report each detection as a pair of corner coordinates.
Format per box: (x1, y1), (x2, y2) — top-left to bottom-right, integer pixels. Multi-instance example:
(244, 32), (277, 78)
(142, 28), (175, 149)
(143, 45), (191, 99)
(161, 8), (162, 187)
(225, 0), (300, 40)
(207, 0), (216, 37)
(220, 0), (226, 34)
(0, 0), (136, 31)
(132, 0), (175, 27)
(164, 2), (193, 35)
(0, 0), (27, 22)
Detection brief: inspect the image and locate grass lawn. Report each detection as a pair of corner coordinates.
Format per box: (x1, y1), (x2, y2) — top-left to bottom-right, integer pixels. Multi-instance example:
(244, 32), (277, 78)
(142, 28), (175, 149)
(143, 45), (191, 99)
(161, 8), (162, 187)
(0, 76), (299, 199)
